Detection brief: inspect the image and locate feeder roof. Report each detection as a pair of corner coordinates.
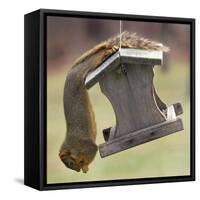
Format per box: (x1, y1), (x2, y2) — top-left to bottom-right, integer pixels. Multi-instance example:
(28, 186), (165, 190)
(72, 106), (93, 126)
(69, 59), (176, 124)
(85, 48), (163, 89)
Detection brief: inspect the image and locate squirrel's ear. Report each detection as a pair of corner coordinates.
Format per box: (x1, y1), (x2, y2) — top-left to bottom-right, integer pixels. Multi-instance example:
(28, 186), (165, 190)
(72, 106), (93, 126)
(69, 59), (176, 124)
(59, 150), (71, 159)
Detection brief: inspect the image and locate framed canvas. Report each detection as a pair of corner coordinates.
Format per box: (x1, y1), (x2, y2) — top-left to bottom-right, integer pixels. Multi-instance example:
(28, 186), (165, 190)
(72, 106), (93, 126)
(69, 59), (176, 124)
(24, 9), (195, 190)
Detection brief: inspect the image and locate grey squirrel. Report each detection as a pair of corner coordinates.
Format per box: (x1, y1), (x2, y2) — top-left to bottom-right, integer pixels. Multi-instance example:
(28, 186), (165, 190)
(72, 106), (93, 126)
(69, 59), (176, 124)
(59, 32), (169, 173)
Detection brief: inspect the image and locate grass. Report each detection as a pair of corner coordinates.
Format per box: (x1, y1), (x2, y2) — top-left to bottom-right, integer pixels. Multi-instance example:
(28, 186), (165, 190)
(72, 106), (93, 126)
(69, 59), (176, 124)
(47, 63), (190, 184)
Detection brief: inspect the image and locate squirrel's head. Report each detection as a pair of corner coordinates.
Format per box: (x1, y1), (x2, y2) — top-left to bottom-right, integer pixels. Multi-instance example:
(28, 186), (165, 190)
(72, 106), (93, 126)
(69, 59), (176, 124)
(59, 149), (88, 173)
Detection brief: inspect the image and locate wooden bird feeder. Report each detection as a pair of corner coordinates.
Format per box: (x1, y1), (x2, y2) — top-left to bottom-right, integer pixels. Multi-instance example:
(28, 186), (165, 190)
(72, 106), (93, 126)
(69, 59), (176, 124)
(85, 48), (184, 158)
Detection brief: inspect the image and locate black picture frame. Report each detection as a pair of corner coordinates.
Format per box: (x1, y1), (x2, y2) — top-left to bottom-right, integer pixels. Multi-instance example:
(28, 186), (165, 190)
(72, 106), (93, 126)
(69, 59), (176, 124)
(24, 9), (195, 191)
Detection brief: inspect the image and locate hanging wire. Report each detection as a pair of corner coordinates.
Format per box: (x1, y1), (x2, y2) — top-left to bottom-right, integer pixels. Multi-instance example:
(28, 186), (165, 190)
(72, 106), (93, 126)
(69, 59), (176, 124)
(119, 20), (127, 75)
(119, 20), (122, 50)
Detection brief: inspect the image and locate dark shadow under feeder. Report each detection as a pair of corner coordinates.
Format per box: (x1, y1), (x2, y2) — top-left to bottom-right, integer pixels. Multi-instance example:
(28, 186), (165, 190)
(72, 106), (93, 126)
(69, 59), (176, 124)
(85, 48), (184, 158)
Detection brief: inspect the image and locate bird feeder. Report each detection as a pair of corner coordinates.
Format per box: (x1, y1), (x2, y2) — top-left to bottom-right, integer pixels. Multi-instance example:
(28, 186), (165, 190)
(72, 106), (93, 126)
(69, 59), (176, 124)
(85, 48), (184, 158)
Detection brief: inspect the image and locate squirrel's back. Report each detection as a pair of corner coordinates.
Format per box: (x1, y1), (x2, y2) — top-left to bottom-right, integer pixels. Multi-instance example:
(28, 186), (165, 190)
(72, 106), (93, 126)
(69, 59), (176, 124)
(73, 31), (169, 71)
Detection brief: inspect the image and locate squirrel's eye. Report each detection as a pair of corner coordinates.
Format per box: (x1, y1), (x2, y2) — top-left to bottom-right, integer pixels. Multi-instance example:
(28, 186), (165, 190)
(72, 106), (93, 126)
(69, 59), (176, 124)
(79, 160), (84, 164)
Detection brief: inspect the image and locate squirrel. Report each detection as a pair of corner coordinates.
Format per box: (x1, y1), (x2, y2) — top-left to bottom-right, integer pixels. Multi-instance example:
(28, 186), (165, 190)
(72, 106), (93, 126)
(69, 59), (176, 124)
(59, 31), (169, 173)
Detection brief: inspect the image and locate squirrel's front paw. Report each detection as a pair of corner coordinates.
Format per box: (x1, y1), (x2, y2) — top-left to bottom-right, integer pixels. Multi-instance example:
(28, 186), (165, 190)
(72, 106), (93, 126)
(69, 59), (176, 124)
(82, 165), (89, 173)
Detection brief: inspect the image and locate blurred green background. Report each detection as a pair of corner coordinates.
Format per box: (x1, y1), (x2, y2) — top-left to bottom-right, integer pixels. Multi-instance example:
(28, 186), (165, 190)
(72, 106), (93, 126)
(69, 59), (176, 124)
(47, 16), (190, 184)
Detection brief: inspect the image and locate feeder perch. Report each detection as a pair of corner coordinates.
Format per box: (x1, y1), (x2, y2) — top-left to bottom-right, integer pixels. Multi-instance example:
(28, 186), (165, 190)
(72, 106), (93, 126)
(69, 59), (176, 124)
(85, 48), (184, 158)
